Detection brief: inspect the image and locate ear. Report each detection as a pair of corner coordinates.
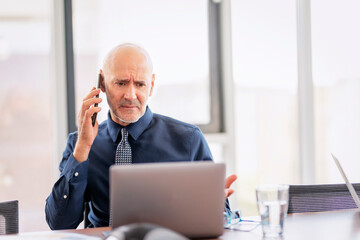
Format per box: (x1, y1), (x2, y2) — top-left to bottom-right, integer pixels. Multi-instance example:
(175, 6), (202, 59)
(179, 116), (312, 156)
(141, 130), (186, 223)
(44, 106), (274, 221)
(99, 69), (106, 92)
(149, 73), (155, 97)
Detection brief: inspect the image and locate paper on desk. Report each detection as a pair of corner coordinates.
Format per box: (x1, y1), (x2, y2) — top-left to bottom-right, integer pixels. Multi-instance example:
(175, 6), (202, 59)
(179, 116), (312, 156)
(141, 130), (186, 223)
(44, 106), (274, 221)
(0, 231), (102, 240)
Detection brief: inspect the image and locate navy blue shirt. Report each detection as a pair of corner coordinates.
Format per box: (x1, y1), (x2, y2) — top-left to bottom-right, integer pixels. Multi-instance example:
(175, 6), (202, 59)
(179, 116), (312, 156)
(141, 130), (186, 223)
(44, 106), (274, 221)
(45, 107), (214, 230)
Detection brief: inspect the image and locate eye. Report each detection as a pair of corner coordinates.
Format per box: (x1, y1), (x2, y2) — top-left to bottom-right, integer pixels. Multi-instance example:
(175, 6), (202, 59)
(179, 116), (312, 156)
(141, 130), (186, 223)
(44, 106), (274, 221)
(137, 83), (145, 87)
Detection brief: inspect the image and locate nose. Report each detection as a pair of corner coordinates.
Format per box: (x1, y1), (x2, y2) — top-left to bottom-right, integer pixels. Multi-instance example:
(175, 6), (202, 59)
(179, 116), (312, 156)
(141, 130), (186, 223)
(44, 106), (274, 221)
(124, 84), (137, 101)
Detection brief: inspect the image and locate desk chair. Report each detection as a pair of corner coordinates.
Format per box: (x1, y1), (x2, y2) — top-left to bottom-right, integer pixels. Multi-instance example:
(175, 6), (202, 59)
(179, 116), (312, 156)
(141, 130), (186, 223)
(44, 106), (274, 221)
(0, 200), (19, 234)
(288, 184), (360, 213)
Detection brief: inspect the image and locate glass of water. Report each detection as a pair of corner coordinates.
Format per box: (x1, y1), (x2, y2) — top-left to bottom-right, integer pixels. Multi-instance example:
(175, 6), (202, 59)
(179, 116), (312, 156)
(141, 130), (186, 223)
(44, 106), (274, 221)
(256, 184), (289, 237)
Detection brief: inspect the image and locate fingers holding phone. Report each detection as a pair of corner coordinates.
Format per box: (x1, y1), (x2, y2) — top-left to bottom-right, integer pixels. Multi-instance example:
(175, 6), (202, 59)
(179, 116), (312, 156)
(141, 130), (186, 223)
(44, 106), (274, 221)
(73, 75), (103, 162)
(78, 87), (102, 127)
(91, 73), (102, 126)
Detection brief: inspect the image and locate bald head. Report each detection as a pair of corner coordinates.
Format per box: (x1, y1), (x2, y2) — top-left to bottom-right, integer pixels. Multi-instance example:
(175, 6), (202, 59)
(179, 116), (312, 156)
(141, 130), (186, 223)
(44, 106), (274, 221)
(99, 43), (155, 126)
(102, 43), (153, 76)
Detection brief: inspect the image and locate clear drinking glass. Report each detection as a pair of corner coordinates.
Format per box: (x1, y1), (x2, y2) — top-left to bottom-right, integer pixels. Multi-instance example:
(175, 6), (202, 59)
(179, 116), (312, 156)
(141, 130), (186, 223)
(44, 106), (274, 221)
(256, 184), (289, 237)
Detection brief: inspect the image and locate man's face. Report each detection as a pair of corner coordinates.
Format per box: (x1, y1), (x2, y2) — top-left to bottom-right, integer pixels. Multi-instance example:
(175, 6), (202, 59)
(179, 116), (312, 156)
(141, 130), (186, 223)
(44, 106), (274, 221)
(101, 47), (154, 126)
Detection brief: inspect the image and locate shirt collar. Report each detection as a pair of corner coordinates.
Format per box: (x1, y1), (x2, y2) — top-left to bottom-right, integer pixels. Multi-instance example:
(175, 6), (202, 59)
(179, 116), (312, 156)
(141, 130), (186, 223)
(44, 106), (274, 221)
(107, 106), (153, 142)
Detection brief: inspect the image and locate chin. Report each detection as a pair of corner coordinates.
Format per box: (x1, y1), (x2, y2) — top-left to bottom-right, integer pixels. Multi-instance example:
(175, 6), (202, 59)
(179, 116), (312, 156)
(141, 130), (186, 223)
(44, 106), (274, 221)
(112, 108), (145, 124)
(116, 113), (142, 124)
(122, 117), (140, 123)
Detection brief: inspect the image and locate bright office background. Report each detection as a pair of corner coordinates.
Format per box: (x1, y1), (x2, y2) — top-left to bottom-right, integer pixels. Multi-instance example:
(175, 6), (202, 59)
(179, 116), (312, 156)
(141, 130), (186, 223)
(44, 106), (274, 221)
(0, 0), (360, 232)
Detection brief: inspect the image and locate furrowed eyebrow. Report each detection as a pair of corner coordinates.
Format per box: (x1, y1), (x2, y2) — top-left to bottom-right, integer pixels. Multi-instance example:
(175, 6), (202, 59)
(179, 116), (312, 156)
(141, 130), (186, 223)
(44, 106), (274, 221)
(112, 79), (147, 85)
(134, 80), (146, 84)
(113, 79), (129, 82)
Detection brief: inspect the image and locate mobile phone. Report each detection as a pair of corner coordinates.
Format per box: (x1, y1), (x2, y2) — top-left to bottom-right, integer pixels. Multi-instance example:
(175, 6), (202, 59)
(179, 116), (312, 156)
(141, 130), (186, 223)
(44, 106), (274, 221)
(91, 73), (102, 126)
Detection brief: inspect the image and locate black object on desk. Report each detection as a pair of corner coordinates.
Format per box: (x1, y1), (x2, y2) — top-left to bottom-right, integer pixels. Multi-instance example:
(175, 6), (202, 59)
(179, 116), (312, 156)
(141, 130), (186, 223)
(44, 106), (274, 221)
(104, 223), (189, 240)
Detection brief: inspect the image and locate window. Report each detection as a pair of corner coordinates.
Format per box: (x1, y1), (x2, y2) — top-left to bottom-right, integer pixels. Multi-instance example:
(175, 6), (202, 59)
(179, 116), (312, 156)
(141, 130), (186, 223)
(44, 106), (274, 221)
(72, 0), (217, 129)
(0, 0), (53, 232)
(312, 0), (360, 183)
(231, 0), (299, 215)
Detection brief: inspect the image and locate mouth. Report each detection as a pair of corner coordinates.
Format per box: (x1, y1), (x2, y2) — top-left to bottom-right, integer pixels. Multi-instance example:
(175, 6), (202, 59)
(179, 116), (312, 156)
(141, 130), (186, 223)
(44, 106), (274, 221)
(120, 105), (139, 109)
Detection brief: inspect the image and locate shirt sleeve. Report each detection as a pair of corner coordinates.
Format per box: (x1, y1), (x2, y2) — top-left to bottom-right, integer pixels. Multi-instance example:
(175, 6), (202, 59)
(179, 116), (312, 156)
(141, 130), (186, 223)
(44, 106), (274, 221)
(189, 127), (213, 161)
(45, 132), (89, 230)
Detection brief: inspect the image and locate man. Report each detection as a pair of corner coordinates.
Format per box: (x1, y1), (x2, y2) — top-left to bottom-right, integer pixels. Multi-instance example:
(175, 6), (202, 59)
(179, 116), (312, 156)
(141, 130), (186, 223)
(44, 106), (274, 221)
(45, 43), (237, 230)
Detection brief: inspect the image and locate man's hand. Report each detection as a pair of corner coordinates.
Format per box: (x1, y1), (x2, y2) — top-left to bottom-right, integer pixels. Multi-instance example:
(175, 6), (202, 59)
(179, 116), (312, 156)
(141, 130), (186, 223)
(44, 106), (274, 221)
(225, 174), (237, 198)
(73, 87), (102, 162)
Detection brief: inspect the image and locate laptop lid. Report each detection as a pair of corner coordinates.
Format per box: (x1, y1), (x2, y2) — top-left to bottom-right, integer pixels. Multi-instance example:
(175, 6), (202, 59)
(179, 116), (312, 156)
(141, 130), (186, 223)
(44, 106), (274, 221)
(110, 162), (225, 238)
(331, 153), (360, 209)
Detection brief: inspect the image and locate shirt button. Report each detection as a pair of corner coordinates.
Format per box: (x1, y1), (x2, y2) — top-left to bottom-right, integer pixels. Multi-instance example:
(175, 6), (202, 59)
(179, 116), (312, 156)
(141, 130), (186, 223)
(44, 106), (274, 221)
(63, 195), (67, 199)
(74, 172), (79, 177)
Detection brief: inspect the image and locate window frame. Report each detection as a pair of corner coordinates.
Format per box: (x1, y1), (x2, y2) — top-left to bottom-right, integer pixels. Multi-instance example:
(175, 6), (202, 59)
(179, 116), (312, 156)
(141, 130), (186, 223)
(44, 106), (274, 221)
(63, 0), (225, 134)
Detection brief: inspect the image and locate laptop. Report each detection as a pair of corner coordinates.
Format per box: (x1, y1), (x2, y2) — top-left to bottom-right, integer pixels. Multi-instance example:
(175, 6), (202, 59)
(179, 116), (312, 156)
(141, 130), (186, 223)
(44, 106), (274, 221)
(331, 153), (360, 209)
(109, 162), (225, 238)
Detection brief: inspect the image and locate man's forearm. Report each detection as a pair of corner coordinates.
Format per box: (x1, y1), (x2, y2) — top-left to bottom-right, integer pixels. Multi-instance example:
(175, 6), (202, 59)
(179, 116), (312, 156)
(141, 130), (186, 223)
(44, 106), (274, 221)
(73, 141), (92, 163)
(45, 153), (89, 230)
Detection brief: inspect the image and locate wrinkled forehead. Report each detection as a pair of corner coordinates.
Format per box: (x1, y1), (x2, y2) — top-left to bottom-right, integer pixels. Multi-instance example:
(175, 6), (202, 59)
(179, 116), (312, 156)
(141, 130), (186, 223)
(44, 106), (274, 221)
(102, 45), (153, 76)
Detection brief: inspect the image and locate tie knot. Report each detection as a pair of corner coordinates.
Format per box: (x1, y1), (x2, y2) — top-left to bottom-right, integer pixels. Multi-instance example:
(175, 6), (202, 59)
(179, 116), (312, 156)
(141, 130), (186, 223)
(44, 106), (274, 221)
(121, 128), (128, 141)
